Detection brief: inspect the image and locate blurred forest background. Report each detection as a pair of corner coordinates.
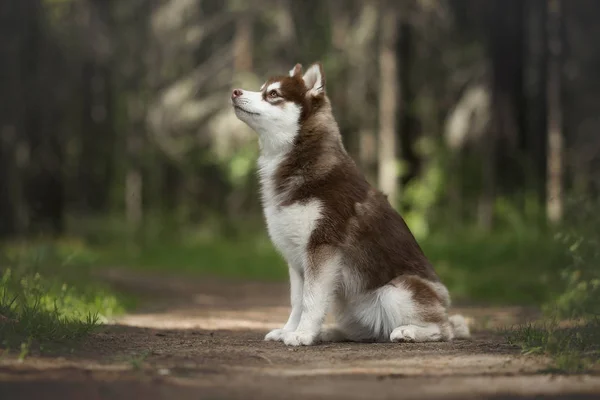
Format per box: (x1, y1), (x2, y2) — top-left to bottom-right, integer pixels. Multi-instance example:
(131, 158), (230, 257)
(0, 0), (599, 318)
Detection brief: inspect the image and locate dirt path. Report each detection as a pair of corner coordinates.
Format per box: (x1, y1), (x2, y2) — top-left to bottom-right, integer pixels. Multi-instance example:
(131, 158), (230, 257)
(1, 269), (599, 400)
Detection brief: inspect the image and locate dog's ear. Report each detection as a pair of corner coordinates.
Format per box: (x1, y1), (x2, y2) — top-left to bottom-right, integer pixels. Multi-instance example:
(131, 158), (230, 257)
(289, 63), (303, 78)
(302, 62), (325, 97)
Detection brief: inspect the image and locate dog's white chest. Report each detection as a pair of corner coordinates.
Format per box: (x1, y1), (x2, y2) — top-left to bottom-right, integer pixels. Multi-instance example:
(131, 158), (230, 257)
(259, 156), (322, 268)
(264, 200), (322, 266)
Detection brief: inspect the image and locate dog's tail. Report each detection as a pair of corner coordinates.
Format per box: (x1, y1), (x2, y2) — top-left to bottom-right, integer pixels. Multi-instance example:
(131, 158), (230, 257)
(449, 314), (471, 339)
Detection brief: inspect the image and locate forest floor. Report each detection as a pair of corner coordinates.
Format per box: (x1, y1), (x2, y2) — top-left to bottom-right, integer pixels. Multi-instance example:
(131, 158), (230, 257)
(1, 269), (599, 400)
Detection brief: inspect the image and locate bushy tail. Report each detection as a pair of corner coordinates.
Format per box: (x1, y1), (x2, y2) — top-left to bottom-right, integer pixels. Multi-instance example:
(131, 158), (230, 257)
(449, 314), (471, 339)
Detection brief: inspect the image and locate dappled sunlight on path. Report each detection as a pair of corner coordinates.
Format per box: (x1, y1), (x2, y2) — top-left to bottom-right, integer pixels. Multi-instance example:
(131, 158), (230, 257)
(1, 269), (599, 400)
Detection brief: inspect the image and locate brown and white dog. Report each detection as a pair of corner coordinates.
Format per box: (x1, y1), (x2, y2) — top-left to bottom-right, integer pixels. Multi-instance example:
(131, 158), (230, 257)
(231, 62), (470, 346)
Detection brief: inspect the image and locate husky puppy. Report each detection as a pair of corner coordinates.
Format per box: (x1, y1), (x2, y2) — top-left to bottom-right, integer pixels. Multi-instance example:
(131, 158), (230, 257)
(231, 62), (470, 346)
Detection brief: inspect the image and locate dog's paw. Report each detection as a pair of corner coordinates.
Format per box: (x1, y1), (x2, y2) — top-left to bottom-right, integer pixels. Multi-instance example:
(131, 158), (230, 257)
(390, 326), (416, 343)
(283, 330), (318, 346)
(264, 328), (287, 342)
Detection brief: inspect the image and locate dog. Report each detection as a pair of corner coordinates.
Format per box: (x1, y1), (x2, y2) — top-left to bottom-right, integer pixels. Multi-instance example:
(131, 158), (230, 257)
(231, 62), (470, 346)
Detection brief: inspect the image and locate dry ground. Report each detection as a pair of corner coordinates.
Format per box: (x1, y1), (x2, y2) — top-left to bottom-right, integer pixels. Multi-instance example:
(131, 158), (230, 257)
(1, 269), (599, 400)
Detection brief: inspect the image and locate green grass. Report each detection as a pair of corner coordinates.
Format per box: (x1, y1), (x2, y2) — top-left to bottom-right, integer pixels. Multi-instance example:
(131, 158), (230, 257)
(91, 225), (567, 306)
(423, 229), (568, 305)
(0, 218), (582, 370)
(96, 233), (288, 282)
(0, 241), (131, 355)
(505, 318), (600, 373)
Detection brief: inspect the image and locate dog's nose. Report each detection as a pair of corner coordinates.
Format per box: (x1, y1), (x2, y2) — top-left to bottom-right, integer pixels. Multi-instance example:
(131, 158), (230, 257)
(232, 89), (243, 99)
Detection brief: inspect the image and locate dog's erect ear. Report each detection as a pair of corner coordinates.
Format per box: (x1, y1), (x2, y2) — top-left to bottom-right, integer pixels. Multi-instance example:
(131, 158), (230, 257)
(289, 63), (303, 77)
(302, 62), (325, 96)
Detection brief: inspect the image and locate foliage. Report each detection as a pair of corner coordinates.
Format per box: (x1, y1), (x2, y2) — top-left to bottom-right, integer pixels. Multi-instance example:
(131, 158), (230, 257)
(5, 0), (594, 242)
(506, 195), (600, 373)
(401, 138), (445, 239)
(549, 197), (600, 318)
(422, 226), (566, 305)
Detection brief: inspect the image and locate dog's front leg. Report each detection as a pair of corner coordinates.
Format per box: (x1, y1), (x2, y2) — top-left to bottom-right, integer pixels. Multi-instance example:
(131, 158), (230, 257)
(283, 250), (340, 346)
(265, 264), (303, 341)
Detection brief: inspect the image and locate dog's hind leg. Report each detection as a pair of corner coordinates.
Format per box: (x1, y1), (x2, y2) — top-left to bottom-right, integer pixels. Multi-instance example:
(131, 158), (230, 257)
(386, 275), (455, 343)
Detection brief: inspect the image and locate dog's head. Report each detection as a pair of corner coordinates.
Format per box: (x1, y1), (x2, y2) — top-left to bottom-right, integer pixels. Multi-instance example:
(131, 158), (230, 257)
(231, 62), (327, 153)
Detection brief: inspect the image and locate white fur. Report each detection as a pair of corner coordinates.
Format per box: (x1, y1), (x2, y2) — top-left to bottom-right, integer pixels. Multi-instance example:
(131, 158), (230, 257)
(232, 64), (470, 346)
(231, 87), (301, 157)
(390, 324), (442, 342)
(330, 272), (454, 343)
(265, 82), (281, 93)
(262, 195), (322, 270)
(257, 153), (322, 270)
(302, 64), (324, 96)
(334, 282), (418, 342)
(282, 252), (342, 346)
(259, 158), (325, 344)
(232, 78), (322, 344)
(430, 281), (452, 308)
(265, 265), (303, 341)
(289, 64), (302, 77)
(449, 314), (471, 339)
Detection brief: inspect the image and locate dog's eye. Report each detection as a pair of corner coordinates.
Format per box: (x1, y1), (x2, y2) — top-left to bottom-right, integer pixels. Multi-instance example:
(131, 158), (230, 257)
(268, 90), (279, 98)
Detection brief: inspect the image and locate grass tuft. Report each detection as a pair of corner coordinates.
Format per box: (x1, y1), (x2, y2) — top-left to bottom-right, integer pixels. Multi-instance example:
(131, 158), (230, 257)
(505, 318), (600, 373)
(0, 242), (129, 355)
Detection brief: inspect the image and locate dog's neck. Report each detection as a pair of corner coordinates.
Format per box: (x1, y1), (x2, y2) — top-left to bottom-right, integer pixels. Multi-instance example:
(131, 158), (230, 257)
(257, 130), (297, 160)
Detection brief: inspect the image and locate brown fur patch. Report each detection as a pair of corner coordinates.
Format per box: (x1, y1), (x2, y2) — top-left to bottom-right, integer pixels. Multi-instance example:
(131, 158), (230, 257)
(392, 275), (442, 306)
(261, 75), (307, 110)
(305, 245), (337, 279)
(391, 276), (447, 324)
(261, 67), (327, 122)
(266, 63), (440, 291)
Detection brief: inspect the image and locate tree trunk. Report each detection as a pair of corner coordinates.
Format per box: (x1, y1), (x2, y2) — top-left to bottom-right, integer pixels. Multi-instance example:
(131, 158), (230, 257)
(524, 0), (548, 206)
(546, 0), (563, 223)
(80, 62), (114, 213)
(339, 0), (378, 175)
(398, 21), (417, 188)
(377, 3), (399, 208)
(125, 96), (144, 233)
(233, 14), (253, 73)
(0, 0), (27, 237)
(122, 0), (156, 238)
(479, 0), (525, 230)
(478, 124), (497, 230)
(22, 0), (66, 236)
